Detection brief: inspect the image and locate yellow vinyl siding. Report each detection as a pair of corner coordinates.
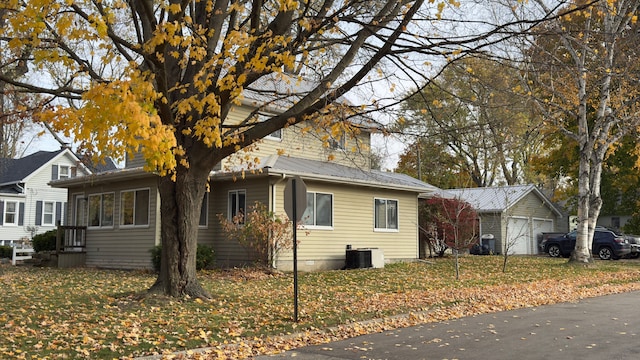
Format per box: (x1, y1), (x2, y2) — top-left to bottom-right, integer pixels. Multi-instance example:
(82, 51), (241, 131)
(272, 180), (418, 271)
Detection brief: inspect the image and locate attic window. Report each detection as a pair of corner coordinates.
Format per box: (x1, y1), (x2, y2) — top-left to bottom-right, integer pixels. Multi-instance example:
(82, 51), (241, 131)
(258, 113), (282, 141)
(329, 136), (345, 150)
(59, 165), (70, 179)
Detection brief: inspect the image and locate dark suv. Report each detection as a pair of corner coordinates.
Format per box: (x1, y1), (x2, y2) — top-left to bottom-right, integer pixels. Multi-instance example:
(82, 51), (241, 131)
(543, 227), (631, 260)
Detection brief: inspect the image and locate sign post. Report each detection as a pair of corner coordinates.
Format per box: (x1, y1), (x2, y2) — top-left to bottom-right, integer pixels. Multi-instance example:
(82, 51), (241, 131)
(284, 175), (307, 322)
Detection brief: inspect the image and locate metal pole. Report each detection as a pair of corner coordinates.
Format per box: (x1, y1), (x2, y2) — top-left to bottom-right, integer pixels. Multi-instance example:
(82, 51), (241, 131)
(292, 179), (299, 322)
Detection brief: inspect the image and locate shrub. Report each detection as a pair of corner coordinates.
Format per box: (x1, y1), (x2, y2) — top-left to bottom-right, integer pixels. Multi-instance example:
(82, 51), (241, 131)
(0, 246), (12, 259)
(218, 201), (293, 267)
(32, 230), (58, 252)
(150, 244), (215, 272)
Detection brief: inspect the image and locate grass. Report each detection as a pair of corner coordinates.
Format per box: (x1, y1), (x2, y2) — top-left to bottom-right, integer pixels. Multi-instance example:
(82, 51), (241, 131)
(2, 256), (640, 359)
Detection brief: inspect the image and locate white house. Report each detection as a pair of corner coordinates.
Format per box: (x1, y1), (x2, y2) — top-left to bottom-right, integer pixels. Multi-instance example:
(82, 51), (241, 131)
(0, 148), (94, 245)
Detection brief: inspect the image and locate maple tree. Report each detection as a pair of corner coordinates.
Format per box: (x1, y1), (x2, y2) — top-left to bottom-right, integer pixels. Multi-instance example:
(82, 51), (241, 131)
(423, 195), (478, 279)
(0, 0), (567, 297)
(515, 0), (640, 263)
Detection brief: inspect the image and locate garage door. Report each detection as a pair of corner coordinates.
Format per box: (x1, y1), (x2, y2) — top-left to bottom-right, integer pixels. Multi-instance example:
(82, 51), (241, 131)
(507, 217), (530, 254)
(533, 219), (554, 254)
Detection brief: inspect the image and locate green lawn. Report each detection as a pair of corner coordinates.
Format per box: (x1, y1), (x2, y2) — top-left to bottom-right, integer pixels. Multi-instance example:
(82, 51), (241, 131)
(2, 256), (640, 359)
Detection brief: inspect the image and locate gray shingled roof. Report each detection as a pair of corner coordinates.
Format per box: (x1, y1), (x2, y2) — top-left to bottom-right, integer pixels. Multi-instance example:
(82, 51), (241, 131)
(263, 155), (438, 193)
(439, 184), (561, 215)
(0, 149), (65, 185)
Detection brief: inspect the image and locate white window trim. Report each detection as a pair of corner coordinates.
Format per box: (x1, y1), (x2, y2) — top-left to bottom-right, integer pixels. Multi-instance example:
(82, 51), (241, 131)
(87, 192), (115, 229)
(258, 113), (283, 141)
(3, 200), (19, 226)
(58, 165), (71, 179)
(228, 189), (247, 223)
(300, 191), (334, 230)
(373, 197), (399, 232)
(42, 201), (55, 226)
(119, 188), (151, 228)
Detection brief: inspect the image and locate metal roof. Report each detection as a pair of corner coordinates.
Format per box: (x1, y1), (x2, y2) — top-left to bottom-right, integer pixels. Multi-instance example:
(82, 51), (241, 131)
(262, 155), (439, 193)
(438, 184), (562, 216)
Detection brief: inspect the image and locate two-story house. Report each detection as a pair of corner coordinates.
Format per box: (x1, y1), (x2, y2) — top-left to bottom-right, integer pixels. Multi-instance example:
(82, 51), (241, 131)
(0, 148), (93, 245)
(51, 100), (438, 271)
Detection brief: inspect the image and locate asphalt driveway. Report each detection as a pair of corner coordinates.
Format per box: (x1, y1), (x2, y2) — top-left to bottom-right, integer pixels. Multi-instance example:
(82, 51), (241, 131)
(256, 291), (640, 360)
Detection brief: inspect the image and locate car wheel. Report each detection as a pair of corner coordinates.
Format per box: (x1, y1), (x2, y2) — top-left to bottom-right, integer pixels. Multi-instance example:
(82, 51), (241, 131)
(598, 247), (613, 260)
(548, 244), (561, 258)
(629, 253), (640, 259)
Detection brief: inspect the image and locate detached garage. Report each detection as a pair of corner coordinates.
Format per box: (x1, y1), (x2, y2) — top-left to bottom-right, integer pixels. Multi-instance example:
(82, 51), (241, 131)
(439, 185), (566, 255)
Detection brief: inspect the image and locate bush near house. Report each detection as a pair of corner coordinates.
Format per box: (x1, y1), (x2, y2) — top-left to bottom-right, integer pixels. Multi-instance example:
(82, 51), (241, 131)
(0, 246), (12, 259)
(150, 244), (215, 272)
(32, 230), (58, 252)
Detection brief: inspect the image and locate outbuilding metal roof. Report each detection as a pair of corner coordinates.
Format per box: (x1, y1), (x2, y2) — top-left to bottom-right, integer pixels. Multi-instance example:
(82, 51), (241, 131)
(438, 184), (562, 216)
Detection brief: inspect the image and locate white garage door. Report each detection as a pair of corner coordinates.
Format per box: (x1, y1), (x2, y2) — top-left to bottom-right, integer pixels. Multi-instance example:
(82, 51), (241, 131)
(533, 219), (554, 254)
(507, 217), (531, 254)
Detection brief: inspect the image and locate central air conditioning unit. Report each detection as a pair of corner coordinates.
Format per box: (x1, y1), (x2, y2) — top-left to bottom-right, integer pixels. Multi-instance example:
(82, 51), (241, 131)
(345, 247), (384, 269)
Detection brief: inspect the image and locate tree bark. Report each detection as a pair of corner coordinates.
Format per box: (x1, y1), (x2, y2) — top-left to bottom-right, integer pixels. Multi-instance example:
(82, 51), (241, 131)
(149, 166), (211, 299)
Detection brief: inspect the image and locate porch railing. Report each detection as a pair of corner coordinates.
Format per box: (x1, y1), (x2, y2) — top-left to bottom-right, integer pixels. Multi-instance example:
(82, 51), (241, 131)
(56, 221), (87, 253)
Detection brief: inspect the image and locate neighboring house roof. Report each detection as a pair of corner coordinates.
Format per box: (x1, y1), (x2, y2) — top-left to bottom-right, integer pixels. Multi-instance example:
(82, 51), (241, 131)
(0, 149), (68, 186)
(436, 184), (562, 217)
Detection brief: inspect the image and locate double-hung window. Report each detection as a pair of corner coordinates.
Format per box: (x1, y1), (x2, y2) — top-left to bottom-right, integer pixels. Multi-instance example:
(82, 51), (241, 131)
(301, 192), (333, 228)
(258, 113), (283, 141)
(120, 189), (150, 226)
(374, 198), (398, 231)
(43, 202), (55, 225)
(88, 193), (114, 228)
(228, 190), (246, 224)
(3, 201), (18, 225)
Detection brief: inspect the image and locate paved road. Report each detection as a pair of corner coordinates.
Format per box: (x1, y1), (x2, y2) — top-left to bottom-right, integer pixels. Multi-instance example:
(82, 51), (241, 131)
(256, 291), (640, 360)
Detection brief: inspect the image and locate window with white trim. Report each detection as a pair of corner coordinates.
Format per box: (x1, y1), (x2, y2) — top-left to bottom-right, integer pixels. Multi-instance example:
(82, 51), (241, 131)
(301, 192), (333, 228)
(120, 189), (150, 226)
(3, 201), (18, 225)
(88, 193), (114, 227)
(374, 198), (398, 231)
(59, 165), (71, 179)
(228, 190), (246, 224)
(43, 201), (55, 225)
(258, 114), (282, 141)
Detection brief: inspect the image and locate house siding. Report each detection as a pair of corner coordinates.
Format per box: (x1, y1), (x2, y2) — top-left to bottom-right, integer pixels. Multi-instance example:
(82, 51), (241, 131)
(272, 180), (419, 271)
(0, 151), (87, 245)
(67, 177), (159, 269)
(220, 105), (371, 170)
(199, 177), (270, 267)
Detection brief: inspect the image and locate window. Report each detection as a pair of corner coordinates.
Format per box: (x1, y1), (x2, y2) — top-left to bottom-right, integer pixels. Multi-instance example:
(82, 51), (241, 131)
(258, 113), (282, 140)
(374, 198), (398, 231)
(199, 193), (208, 227)
(329, 135), (345, 150)
(228, 190), (246, 223)
(88, 193), (114, 227)
(301, 192), (333, 227)
(3, 201), (18, 225)
(120, 189), (150, 226)
(59, 165), (71, 179)
(43, 202), (55, 225)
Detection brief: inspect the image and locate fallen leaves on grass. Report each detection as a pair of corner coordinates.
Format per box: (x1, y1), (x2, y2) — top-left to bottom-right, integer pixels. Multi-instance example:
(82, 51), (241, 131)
(2, 257), (640, 359)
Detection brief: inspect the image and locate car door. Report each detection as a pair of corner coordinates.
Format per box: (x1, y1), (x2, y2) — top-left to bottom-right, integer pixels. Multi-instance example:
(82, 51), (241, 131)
(562, 231), (577, 254)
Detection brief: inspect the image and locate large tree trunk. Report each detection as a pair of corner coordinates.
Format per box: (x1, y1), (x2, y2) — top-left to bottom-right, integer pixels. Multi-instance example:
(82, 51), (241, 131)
(149, 166), (211, 299)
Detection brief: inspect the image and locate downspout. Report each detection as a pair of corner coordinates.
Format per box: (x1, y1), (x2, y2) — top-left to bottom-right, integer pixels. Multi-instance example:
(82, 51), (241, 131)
(269, 172), (287, 269)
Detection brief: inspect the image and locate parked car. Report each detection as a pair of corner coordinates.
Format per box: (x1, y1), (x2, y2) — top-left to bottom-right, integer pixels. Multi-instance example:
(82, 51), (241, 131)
(542, 227), (631, 260)
(625, 234), (640, 259)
